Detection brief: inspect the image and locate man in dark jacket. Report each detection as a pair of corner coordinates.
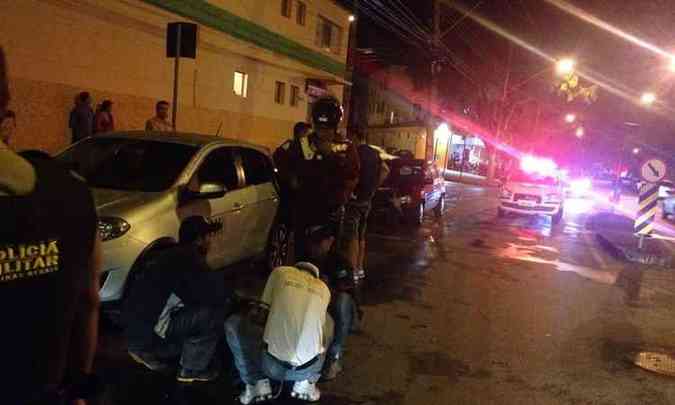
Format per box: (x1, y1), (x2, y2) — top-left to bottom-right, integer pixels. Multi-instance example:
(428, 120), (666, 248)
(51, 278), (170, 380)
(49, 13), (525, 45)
(0, 47), (102, 405)
(123, 216), (231, 383)
(291, 97), (360, 261)
(273, 121), (311, 226)
(70, 92), (94, 144)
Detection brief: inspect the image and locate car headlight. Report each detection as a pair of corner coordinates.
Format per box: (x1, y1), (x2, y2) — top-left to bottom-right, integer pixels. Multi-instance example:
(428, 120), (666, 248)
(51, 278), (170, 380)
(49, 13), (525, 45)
(98, 217), (131, 241)
(545, 193), (561, 202)
(501, 188), (513, 199)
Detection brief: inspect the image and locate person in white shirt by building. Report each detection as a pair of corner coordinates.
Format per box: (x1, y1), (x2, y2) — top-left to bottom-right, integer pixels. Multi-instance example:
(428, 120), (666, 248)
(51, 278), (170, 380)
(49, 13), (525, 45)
(225, 228), (336, 404)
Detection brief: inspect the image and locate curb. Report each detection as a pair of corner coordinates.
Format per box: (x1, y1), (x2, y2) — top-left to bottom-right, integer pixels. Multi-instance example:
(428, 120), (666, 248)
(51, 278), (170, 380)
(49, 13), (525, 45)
(595, 233), (627, 261)
(595, 233), (673, 268)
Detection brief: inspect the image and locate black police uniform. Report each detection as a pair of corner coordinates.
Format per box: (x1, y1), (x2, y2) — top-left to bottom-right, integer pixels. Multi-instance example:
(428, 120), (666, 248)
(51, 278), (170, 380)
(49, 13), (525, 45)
(0, 155), (97, 403)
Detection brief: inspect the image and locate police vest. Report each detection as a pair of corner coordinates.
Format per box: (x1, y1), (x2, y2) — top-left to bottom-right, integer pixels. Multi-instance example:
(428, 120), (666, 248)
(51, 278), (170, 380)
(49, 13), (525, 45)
(0, 155), (97, 399)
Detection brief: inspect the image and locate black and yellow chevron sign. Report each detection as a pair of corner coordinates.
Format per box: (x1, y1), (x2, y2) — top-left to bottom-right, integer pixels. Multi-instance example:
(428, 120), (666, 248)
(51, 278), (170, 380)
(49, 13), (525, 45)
(635, 184), (659, 235)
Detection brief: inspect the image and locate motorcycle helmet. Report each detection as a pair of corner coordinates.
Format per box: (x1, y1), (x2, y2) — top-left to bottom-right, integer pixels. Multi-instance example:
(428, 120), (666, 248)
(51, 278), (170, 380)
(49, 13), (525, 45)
(311, 96), (343, 129)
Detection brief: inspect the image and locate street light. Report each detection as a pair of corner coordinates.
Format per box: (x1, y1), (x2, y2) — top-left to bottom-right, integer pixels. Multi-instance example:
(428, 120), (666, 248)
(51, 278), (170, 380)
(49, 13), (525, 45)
(565, 113), (576, 123)
(641, 92), (656, 106)
(575, 127), (584, 138)
(348, 15), (356, 22)
(633, 147), (640, 155)
(556, 58), (576, 76)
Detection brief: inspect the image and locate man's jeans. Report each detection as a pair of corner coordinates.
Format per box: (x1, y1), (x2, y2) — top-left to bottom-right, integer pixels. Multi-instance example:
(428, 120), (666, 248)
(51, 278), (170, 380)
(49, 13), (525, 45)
(225, 314), (325, 385)
(165, 306), (225, 371)
(327, 292), (355, 360)
(128, 305), (225, 372)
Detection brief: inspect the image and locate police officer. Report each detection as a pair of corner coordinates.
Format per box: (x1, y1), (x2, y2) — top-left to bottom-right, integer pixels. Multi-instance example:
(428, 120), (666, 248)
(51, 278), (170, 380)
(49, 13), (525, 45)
(0, 48), (103, 404)
(291, 96), (360, 261)
(273, 122), (311, 228)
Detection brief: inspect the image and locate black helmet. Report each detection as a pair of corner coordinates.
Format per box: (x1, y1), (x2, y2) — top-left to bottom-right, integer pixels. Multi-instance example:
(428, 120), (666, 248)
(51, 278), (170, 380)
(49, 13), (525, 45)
(311, 97), (343, 128)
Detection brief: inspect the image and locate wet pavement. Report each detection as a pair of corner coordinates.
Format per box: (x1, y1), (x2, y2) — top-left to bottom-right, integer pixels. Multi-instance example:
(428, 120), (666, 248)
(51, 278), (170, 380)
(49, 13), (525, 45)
(95, 182), (675, 404)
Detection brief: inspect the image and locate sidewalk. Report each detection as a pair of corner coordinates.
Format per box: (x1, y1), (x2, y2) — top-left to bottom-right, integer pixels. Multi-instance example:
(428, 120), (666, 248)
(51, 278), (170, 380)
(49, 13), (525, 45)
(589, 211), (674, 268)
(443, 169), (501, 187)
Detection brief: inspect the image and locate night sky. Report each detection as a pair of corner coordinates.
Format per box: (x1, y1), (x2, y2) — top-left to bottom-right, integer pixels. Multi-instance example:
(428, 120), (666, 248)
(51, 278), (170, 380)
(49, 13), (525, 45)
(339, 0), (675, 166)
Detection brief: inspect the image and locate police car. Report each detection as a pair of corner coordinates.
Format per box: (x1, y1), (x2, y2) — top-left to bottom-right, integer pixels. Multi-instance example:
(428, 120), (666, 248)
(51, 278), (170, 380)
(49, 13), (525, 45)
(498, 157), (564, 224)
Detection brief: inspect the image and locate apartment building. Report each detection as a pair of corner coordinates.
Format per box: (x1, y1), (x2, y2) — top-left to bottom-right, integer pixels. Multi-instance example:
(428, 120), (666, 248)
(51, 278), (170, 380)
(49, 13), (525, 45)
(0, 0), (351, 152)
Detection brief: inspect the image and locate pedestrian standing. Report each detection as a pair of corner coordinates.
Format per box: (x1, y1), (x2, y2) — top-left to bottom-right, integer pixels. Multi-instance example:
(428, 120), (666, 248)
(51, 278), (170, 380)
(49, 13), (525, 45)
(94, 99), (115, 134)
(343, 128), (389, 280)
(145, 100), (173, 131)
(0, 47), (103, 405)
(1, 109), (15, 147)
(70, 91), (94, 144)
(290, 96), (360, 262)
(273, 122), (311, 228)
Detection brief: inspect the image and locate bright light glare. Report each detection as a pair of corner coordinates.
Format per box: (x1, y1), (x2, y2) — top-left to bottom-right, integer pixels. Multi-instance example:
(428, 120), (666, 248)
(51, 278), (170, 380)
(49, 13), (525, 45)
(521, 156), (558, 176)
(633, 147), (640, 154)
(669, 57), (675, 72)
(434, 123), (451, 142)
(348, 15), (356, 22)
(641, 92), (656, 105)
(570, 178), (592, 194)
(575, 127), (584, 138)
(565, 113), (576, 123)
(556, 58), (575, 76)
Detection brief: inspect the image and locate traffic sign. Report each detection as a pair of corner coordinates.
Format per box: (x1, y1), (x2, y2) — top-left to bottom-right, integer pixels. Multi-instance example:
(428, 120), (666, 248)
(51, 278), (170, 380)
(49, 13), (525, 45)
(640, 158), (667, 184)
(635, 183), (659, 237)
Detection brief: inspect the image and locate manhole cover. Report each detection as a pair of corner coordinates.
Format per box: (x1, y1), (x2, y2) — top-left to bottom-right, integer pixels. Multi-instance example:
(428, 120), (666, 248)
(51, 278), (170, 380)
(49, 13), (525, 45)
(631, 351), (675, 376)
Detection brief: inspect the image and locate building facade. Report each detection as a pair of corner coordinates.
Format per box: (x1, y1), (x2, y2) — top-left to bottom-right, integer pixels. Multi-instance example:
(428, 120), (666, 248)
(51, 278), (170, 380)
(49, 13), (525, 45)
(1, 0), (351, 152)
(354, 64), (448, 167)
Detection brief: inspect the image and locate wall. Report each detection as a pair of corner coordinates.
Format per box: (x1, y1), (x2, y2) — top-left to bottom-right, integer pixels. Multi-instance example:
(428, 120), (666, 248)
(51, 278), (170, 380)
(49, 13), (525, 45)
(366, 126), (428, 159)
(0, 0), (348, 153)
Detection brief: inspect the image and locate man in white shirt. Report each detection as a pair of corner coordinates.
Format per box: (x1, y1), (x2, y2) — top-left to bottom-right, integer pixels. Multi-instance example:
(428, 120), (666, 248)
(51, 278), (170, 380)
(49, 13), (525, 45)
(225, 229), (335, 404)
(145, 100), (173, 131)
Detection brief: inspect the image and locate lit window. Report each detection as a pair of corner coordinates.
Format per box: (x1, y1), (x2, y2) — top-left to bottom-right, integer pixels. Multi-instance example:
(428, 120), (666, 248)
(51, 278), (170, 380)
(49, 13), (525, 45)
(281, 0), (292, 18)
(233, 71), (248, 98)
(290, 85), (300, 107)
(297, 2), (306, 26)
(275, 81), (286, 104)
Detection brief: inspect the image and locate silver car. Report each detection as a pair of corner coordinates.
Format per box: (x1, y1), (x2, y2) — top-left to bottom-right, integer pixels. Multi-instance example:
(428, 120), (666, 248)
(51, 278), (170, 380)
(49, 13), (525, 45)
(57, 131), (288, 307)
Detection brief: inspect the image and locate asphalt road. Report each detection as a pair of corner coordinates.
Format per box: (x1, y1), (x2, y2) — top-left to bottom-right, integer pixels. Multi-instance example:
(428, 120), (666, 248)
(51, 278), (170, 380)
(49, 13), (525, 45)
(95, 182), (675, 404)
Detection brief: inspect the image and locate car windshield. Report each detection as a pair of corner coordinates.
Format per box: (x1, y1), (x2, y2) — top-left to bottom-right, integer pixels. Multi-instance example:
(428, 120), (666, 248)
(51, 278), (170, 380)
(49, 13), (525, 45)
(57, 137), (198, 192)
(510, 170), (558, 186)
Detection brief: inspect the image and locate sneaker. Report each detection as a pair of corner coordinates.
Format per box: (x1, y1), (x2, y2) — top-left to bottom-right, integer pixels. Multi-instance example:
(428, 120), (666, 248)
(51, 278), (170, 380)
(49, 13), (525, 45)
(176, 367), (220, 383)
(321, 356), (343, 381)
(239, 379), (273, 405)
(354, 268), (366, 280)
(290, 380), (321, 402)
(128, 350), (173, 372)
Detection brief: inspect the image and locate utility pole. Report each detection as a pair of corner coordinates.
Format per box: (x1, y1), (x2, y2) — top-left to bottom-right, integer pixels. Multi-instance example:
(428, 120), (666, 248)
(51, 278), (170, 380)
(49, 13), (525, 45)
(343, 0), (358, 134)
(427, 0), (441, 163)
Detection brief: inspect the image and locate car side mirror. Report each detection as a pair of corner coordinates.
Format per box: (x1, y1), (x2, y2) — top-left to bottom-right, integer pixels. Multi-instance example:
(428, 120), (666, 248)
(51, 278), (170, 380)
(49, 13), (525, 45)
(184, 182), (227, 200)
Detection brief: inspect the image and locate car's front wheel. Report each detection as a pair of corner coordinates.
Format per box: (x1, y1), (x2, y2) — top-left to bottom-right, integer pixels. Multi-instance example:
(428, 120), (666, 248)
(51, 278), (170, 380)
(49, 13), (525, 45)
(266, 219), (290, 271)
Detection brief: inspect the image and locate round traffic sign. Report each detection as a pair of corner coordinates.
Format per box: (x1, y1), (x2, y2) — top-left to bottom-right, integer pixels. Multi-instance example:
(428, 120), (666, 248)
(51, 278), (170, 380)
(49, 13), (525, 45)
(640, 158), (667, 183)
